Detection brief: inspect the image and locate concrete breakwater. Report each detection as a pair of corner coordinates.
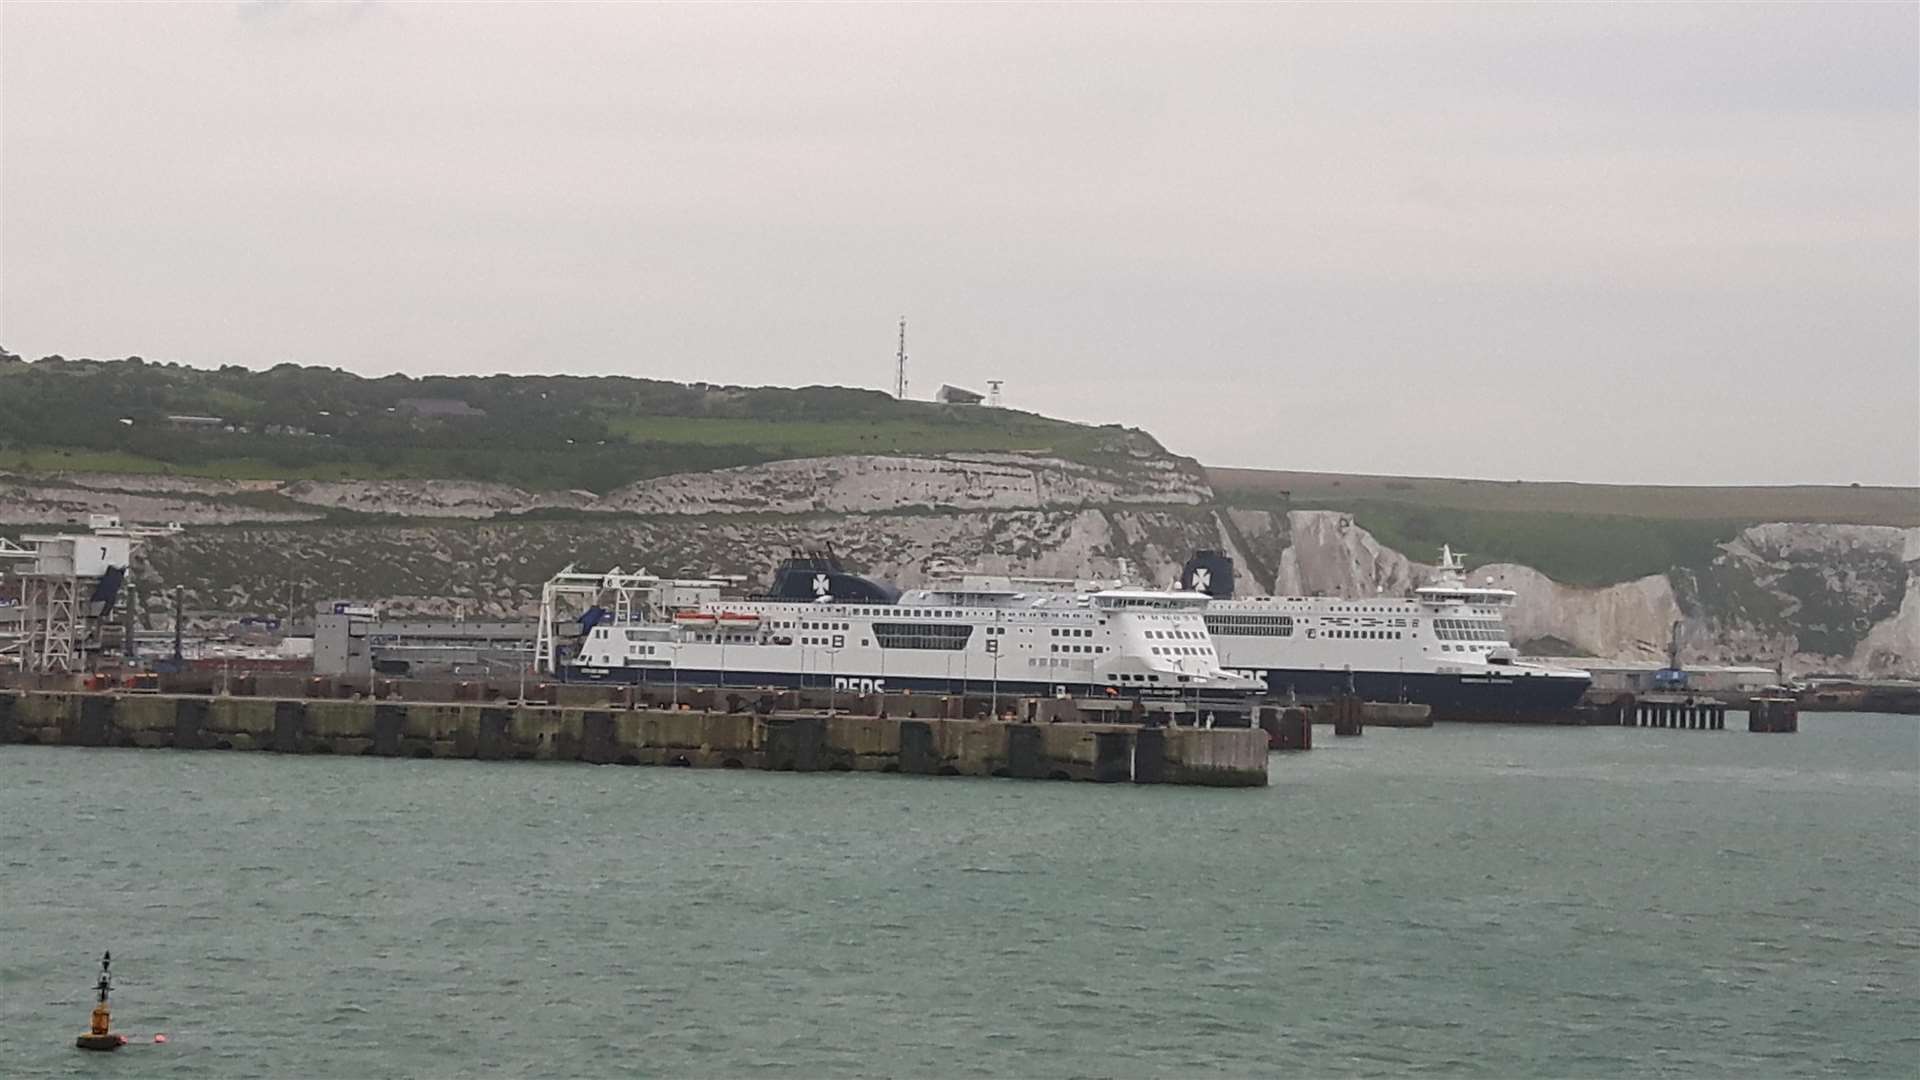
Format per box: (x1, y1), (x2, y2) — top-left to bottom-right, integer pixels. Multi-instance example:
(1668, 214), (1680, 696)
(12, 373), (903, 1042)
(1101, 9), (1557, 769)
(0, 691), (1267, 787)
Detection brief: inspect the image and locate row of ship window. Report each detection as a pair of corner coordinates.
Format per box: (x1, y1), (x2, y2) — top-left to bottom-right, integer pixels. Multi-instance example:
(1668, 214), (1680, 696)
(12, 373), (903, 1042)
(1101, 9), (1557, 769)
(1052, 644), (1107, 654)
(1435, 628), (1505, 641)
(1324, 630), (1402, 640)
(1204, 615), (1295, 638)
(783, 618), (1113, 633)
(1152, 645), (1214, 657)
(873, 623), (974, 651)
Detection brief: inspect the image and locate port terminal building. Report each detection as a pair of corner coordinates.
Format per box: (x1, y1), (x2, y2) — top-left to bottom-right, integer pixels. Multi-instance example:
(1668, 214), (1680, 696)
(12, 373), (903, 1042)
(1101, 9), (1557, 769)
(314, 603), (538, 679)
(1525, 657), (1779, 696)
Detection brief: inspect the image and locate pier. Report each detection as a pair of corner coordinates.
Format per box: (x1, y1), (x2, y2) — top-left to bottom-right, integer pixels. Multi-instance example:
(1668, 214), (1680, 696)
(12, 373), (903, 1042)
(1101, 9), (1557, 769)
(0, 689), (1268, 787)
(1259, 706), (1312, 750)
(1626, 695), (1730, 730)
(1747, 695), (1800, 733)
(1574, 692), (1804, 733)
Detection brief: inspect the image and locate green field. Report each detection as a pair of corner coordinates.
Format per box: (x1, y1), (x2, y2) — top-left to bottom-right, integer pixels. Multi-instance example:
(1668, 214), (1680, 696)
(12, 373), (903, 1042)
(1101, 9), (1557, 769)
(1, 447), (424, 482)
(603, 413), (1109, 460)
(1292, 499), (1749, 587)
(0, 355), (1134, 490)
(1210, 467), (1919, 527)
(1210, 467), (1917, 586)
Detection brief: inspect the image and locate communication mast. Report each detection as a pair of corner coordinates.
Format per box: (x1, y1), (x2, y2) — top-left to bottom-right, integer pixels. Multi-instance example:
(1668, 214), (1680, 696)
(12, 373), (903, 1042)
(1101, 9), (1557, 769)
(986, 380), (1004, 407)
(894, 317), (908, 400)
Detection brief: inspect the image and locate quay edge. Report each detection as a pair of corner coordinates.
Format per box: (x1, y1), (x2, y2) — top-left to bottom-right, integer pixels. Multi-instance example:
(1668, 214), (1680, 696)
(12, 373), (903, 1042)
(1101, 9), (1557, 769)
(0, 691), (1267, 788)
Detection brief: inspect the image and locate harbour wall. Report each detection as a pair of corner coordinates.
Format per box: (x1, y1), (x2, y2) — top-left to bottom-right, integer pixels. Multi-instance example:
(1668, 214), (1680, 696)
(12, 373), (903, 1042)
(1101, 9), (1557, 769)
(0, 691), (1268, 788)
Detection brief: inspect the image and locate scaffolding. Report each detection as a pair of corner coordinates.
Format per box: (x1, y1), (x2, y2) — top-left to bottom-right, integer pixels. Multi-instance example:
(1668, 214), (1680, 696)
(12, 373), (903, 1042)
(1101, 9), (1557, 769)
(0, 537), (39, 668)
(0, 516), (181, 673)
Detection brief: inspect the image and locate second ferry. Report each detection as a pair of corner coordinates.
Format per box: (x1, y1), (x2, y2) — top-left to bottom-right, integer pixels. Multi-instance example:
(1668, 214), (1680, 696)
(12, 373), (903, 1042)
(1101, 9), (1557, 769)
(1178, 546), (1592, 720)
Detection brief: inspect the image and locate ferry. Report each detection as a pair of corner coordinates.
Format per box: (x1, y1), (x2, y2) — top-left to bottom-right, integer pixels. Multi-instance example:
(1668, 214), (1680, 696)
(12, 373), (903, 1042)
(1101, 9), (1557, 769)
(1180, 546), (1591, 720)
(560, 552), (1266, 712)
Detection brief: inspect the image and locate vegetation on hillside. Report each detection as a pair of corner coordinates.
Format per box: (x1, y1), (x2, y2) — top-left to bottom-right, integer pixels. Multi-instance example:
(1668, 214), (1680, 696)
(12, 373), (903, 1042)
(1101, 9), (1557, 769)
(1214, 466), (1917, 586)
(1209, 467), (1918, 528)
(5, 350), (1909, 593)
(0, 351), (1136, 491)
(1282, 498), (1750, 587)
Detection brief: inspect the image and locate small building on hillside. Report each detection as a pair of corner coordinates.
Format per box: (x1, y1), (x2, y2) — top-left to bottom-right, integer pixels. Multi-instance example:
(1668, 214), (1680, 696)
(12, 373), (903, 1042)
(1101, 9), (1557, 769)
(934, 385), (985, 405)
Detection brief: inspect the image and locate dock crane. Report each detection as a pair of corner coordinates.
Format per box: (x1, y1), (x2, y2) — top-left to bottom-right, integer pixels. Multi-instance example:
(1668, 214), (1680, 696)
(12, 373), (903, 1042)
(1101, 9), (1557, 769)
(1651, 619), (1689, 692)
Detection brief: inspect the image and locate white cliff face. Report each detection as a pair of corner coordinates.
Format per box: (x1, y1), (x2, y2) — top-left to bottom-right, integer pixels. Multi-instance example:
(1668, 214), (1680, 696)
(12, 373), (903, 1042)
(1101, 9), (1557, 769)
(1473, 564), (1683, 661)
(596, 453), (1210, 515)
(4, 448), (1207, 522)
(278, 480), (594, 518)
(1272, 511), (1424, 598)
(1725, 522), (1918, 564)
(1853, 584), (1920, 676)
(0, 478), (322, 526)
(1252, 512), (1918, 677)
(142, 508), (1229, 620)
(18, 464), (1913, 678)
(1701, 523), (1919, 675)
(41, 473), (282, 495)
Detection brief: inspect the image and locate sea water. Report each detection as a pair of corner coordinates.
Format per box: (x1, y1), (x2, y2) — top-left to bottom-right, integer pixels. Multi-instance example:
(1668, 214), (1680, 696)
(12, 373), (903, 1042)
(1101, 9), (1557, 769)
(2, 714), (1915, 1077)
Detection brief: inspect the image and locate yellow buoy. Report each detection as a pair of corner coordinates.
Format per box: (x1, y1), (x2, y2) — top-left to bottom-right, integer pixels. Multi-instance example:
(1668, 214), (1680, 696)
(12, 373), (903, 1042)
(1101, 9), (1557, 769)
(75, 952), (125, 1052)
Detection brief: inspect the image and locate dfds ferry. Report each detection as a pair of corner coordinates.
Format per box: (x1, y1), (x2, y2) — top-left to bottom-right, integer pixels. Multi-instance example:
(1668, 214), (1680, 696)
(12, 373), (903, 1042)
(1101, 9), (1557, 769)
(563, 552), (1265, 710)
(1180, 547), (1591, 720)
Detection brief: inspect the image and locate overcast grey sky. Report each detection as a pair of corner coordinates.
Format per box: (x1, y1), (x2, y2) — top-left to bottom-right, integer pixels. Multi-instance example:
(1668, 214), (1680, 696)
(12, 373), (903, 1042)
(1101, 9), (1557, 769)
(2, 2), (1915, 485)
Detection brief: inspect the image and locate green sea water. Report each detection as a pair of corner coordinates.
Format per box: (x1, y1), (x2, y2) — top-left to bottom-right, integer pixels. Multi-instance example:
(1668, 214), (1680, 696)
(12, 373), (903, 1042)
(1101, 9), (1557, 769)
(2, 714), (1916, 1077)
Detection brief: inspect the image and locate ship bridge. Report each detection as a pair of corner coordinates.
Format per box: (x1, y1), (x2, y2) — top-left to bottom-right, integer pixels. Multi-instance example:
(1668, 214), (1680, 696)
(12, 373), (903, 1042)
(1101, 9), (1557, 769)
(1414, 545), (1515, 608)
(1092, 588), (1213, 611)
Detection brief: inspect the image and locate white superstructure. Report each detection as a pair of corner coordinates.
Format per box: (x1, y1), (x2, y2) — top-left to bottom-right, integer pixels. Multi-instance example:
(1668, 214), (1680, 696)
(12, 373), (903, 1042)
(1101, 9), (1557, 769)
(1183, 546), (1591, 718)
(559, 557), (1263, 703)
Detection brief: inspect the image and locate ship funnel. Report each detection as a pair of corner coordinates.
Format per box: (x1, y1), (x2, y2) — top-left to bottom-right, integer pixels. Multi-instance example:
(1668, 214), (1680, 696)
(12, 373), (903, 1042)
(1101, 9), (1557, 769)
(1180, 550), (1236, 599)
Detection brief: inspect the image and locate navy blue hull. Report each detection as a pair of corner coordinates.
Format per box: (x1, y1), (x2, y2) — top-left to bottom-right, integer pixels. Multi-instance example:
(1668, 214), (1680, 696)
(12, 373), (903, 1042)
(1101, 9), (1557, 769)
(1252, 668), (1590, 720)
(562, 666), (1254, 711)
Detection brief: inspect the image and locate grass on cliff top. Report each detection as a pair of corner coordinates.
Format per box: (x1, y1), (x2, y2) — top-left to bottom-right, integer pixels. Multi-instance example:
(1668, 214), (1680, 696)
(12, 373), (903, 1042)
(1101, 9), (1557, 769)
(1302, 498), (1749, 587)
(0, 356), (1143, 490)
(604, 413), (1111, 460)
(1210, 467), (1919, 528)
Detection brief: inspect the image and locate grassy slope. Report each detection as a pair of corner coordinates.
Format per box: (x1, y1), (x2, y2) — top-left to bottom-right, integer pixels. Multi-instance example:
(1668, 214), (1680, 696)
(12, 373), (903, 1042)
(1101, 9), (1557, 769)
(0, 357), (1130, 489)
(603, 413), (1110, 459)
(1211, 468), (1918, 588)
(7, 358), (1912, 590)
(1209, 467), (1919, 526)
